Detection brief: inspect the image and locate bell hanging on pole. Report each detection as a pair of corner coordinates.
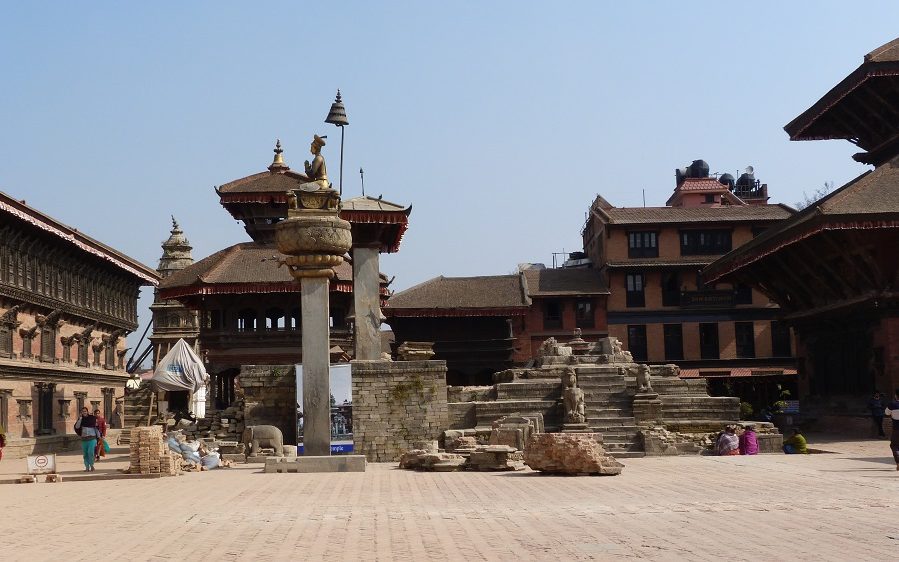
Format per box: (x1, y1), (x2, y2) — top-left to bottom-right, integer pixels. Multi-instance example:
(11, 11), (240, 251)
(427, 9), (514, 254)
(325, 90), (349, 127)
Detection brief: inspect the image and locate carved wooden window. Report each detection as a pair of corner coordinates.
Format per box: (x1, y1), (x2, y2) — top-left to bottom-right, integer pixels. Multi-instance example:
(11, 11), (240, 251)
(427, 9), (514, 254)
(40, 326), (56, 363)
(93, 345), (102, 366)
(36, 383), (56, 435)
(77, 339), (89, 367)
(102, 388), (114, 419)
(21, 330), (35, 358)
(105, 344), (116, 369)
(0, 390), (9, 433)
(0, 325), (12, 358)
(74, 391), (86, 414)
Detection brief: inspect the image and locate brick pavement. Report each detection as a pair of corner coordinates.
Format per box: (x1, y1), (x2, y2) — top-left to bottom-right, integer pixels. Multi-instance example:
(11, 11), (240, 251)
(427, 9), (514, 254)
(0, 435), (896, 561)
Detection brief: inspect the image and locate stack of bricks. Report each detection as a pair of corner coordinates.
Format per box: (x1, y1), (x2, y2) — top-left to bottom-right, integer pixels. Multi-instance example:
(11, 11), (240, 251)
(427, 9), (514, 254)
(126, 426), (181, 476)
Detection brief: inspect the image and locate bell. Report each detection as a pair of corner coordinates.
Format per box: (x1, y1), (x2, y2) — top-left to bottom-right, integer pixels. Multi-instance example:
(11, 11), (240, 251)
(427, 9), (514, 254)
(325, 90), (349, 127)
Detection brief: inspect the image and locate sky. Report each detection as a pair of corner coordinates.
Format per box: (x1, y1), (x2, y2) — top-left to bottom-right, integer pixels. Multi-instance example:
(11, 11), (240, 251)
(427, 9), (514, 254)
(1, 2), (897, 357)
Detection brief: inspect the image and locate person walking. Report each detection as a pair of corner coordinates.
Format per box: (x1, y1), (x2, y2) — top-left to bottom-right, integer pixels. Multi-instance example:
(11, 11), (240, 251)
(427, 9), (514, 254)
(0, 423), (5, 462)
(868, 392), (886, 438)
(74, 407), (99, 472)
(886, 389), (899, 471)
(93, 408), (108, 462)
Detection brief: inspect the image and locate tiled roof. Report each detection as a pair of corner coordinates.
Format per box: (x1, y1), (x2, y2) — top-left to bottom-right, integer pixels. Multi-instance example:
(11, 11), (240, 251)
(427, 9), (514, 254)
(866, 37), (899, 62)
(677, 178), (728, 192)
(217, 170), (308, 194)
(704, 155), (899, 282)
(522, 268), (609, 296)
(386, 275), (530, 311)
(679, 368), (798, 379)
(0, 191), (159, 285)
(158, 242), (355, 288)
(607, 258), (713, 269)
(604, 205), (793, 225)
(341, 196), (410, 213)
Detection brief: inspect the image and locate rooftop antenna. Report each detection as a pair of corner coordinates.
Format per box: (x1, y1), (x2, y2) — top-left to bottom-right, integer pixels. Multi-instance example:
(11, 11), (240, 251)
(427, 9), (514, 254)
(360, 167), (365, 197)
(642, 189), (646, 207)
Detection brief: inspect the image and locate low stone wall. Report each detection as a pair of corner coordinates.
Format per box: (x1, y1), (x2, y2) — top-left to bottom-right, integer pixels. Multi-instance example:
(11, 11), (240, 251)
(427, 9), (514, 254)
(352, 360), (448, 462)
(239, 365), (297, 445)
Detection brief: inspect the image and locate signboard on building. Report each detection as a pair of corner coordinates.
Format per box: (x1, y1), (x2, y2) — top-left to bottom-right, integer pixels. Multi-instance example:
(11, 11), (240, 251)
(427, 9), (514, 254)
(26, 453), (56, 474)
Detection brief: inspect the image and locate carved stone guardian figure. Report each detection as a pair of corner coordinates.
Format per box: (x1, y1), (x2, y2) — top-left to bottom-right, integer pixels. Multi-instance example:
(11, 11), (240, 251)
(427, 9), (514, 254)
(562, 366), (586, 428)
(636, 364), (653, 393)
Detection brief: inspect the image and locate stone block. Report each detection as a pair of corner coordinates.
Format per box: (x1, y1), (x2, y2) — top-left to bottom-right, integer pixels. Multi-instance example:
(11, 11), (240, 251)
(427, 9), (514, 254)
(524, 433), (623, 475)
(264, 455), (366, 473)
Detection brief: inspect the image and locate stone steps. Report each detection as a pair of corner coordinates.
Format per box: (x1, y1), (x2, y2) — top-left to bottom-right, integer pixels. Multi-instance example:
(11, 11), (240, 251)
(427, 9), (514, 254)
(494, 381), (561, 401)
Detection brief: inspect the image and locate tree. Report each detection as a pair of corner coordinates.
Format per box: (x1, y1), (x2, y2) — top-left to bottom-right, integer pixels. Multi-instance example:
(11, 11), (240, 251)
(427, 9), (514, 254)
(795, 181), (834, 210)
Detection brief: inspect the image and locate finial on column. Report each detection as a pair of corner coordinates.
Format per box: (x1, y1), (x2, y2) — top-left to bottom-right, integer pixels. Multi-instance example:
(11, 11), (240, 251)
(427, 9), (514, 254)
(269, 138), (289, 172)
(171, 215), (181, 232)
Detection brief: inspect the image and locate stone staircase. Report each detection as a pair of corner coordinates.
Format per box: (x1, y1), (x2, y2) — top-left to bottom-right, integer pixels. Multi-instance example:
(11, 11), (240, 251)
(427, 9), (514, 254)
(578, 366), (644, 458)
(465, 365), (645, 458)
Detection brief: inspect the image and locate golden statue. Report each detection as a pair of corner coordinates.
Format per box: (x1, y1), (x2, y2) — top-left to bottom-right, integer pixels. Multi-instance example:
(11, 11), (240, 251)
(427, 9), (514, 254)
(299, 134), (329, 191)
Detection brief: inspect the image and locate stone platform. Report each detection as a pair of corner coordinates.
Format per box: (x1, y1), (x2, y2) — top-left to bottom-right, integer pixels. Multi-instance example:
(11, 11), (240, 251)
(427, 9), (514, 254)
(264, 455), (366, 473)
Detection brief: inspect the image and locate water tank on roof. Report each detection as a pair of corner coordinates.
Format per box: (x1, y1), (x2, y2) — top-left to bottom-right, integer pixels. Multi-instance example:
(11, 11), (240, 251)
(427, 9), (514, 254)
(736, 172), (755, 190)
(688, 159), (710, 178)
(719, 173), (735, 189)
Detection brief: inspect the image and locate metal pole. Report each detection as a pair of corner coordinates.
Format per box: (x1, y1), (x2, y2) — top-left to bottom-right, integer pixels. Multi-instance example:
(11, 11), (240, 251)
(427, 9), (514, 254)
(338, 125), (345, 196)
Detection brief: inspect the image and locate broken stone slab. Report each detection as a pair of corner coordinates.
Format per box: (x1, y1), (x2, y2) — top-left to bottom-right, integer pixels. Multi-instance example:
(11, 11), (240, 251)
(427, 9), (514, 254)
(398, 449), (467, 472)
(469, 445), (525, 471)
(524, 433), (623, 476)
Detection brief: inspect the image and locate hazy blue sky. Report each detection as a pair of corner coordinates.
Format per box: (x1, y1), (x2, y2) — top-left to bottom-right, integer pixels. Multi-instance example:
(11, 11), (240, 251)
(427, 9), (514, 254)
(2, 2), (897, 351)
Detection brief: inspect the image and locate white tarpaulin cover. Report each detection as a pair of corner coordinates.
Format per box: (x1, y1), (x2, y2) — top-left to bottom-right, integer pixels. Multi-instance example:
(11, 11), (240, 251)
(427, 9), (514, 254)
(151, 339), (208, 393)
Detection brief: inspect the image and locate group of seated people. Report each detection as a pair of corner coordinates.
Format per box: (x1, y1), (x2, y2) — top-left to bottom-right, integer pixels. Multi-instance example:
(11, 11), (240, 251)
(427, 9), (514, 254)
(716, 425), (809, 456)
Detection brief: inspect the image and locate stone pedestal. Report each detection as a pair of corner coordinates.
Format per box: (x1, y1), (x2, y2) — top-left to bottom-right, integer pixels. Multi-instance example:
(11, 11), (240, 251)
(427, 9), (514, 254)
(352, 246), (382, 361)
(561, 423), (591, 433)
(265, 455), (366, 473)
(632, 392), (662, 426)
(301, 277), (331, 457)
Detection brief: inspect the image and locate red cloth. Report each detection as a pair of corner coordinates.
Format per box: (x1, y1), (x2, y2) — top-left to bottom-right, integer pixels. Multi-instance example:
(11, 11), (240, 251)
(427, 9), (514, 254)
(96, 416), (108, 437)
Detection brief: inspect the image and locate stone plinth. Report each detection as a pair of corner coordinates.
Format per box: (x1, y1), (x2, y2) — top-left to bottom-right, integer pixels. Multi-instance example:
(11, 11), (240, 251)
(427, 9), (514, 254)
(469, 445), (525, 471)
(524, 433), (623, 475)
(264, 455), (366, 473)
(351, 360), (448, 462)
(239, 365), (297, 445)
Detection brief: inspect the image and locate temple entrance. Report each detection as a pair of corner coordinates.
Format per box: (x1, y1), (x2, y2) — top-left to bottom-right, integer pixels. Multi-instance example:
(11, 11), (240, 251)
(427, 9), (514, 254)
(805, 324), (874, 396)
(214, 368), (239, 409)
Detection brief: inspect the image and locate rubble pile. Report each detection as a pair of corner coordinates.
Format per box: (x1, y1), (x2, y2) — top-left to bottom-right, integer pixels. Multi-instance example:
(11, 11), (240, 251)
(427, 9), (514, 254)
(176, 400), (246, 441)
(126, 426), (182, 476)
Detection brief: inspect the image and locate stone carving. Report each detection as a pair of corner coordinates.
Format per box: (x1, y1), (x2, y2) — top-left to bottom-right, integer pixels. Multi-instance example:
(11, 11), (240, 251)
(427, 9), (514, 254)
(241, 424), (284, 457)
(567, 328), (589, 355)
(587, 336), (633, 363)
(445, 434), (478, 453)
(562, 367), (586, 424)
(636, 364), (653, 393)
(396, 341), (435, 361)
(523, 433), (623, 475)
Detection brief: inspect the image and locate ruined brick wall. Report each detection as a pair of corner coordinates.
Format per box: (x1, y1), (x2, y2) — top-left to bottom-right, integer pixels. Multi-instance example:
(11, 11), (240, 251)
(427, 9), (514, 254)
(352, 360), (448, 462)
(239, 365), (297, 444)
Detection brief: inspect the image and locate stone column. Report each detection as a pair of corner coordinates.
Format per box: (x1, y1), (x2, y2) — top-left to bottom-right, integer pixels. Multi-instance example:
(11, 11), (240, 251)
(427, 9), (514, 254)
(352, 245), (382, 361)
(301, 277), (332, 456)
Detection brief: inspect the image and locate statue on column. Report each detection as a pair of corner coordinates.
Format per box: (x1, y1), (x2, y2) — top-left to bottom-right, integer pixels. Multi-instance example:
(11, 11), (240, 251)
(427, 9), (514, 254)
(299, 134), (330, 192)
(562, 366), (586, 424)
(636, 364), (653, 393)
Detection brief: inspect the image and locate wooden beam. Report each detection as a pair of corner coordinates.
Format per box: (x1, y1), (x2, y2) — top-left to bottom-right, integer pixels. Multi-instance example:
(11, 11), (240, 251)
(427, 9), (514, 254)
(787, 240), (850, 299)
(767, 253), (824, 308)
(758, 257), (815, 310)
(860, 84), (899, 122)
(836, 100), (887, 147)
(818, 231), (879, 290)
(845, 231), (888, 288)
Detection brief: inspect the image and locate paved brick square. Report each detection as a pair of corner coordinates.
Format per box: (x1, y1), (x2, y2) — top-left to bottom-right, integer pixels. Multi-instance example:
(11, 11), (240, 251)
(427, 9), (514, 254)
(0, 435), (896, 561)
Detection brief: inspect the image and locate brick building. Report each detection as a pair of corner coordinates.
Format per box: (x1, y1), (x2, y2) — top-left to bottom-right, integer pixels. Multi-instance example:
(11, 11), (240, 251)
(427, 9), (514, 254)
(0, 192), (158, 457)
(582, 162), (798, 405)
(384, 267), (608, 385)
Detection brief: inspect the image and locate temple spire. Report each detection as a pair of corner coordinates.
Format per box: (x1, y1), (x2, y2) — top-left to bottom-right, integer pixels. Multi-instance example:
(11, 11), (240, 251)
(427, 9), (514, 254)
(268, 138), (289, 172)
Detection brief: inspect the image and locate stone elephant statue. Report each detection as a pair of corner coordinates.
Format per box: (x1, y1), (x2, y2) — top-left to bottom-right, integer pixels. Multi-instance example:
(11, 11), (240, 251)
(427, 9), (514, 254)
(241, 425), (284, 457)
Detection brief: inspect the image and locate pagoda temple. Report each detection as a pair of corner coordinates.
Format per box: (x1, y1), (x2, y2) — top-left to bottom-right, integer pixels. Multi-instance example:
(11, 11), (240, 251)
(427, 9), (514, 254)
(158, 142), (403, 409)
(704, 38), (899, 422)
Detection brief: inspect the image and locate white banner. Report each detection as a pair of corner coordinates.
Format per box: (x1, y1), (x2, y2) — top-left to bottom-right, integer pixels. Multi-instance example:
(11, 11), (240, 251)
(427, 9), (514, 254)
(26, 454), (56, 474)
